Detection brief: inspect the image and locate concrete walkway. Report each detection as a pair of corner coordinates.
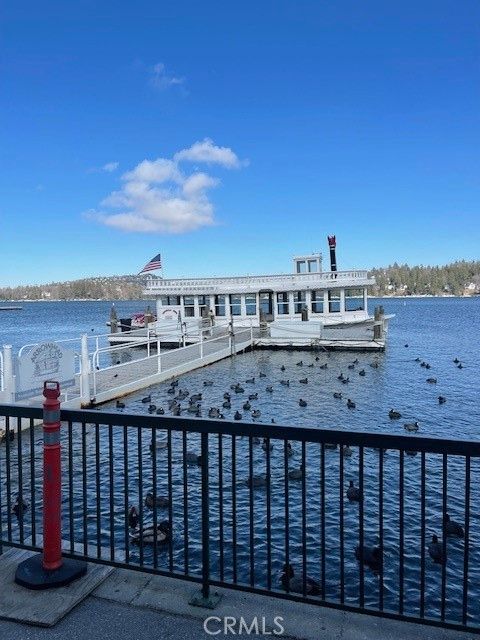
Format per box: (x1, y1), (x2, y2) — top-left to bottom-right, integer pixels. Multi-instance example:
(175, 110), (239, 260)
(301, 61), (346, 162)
(0, 566), (473, 640)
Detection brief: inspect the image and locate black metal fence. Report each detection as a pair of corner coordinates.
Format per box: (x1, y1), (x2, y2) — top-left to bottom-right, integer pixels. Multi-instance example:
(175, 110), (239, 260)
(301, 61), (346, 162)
(1, 403), (479, 633)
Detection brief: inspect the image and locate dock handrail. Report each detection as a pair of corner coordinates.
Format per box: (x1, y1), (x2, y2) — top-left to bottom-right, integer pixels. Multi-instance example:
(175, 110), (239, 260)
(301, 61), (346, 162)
(0, 403), (478, 633)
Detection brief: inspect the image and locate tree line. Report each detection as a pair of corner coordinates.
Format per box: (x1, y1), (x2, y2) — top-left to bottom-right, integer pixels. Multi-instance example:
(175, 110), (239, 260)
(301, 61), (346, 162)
(1, 261), (479, 300)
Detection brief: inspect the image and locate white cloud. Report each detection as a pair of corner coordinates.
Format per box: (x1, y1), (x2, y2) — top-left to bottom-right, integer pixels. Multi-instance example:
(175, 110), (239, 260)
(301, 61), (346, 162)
(102, 162), (119, 172)
(174, 138), (245, 169)
(87, 140), (246, 234)
(88, 161), (119, 174)
(150, 62), (184, 91)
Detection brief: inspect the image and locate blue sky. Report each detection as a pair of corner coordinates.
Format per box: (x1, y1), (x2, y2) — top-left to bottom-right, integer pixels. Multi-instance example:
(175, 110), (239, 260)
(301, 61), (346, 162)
(1, 1), (479, 286)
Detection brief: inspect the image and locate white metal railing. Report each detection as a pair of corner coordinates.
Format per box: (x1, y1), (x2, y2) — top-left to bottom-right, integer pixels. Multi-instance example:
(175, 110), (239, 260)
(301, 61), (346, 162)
(91, 326), (252, 398)
(144, 270), (371, 293)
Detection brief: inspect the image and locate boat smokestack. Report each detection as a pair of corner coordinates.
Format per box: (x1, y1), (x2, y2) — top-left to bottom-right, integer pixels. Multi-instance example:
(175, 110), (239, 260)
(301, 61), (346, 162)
(327, 235), (337, 271)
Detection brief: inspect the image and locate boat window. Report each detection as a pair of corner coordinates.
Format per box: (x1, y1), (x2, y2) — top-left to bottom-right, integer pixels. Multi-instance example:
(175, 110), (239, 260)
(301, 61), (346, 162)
(198, 295), (209, 317)
(245, 293), (257, 316)
(294, 291), (306, 314)
(160, 295), (180, 306)
(311, 290), (324, 313)
(277, 292), (289, 315)
(296, 261), (306, 274)
(259, 292), (273, 316)
(215, 295), (226, 316)
(345, 288), (364, 311)
(308, 260), (318, 273)
(328, 290), (340, 313)
(183, 296), (195, 317)
(230, 294), (241, 316)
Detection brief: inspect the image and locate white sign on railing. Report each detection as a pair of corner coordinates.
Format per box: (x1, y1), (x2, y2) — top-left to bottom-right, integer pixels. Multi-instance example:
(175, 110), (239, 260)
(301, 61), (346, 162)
(15, 342), (76, 400)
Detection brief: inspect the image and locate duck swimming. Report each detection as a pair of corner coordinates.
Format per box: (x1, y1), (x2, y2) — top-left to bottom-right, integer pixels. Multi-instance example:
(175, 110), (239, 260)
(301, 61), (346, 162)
(243, 401), (251, 411)
(280, 563), (321, 596)
(156, 407), (165, 415)
(404, 421), (419, 432)
(262, 438), (273, 451)
(355, 545), (382, 573)
(141, 395), (152, 404)
(445, 514), (464, 538)
(438, 396), (447, 404)
(116, 400), (125, 409)
(428, 534), (444, 564)
(266, 386), (273, 393)
(234, 411), (242, 421)
(299, 399), (307, 407)
(346, 480), (361, 502)
(426, 378), (437, 384)
(288, 464), (303, 480)
(248, 393), (258, 400)
(333, 392), (342, 399)
(144, 492), (170, 509)
(280, 380), (290, 386)
(246, 474), (268, 488)
(246, 377), (255, 384)
(12, 495), (28, 517)
(185, 452), (202, 465)
(299, 378), (308, 384)
(128, 505), (139, 529)
(252, 409), (261, 419)
(388, 409), (401, 419)
(131, 520), (171, 546)
(358, 369), (366, 376)
(347, 399), (356, 409)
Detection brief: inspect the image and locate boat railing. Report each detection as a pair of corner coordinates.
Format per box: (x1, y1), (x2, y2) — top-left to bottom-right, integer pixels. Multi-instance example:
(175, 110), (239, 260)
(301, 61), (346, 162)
(0, 402), (478, 632)
(144, 270), (371, 292)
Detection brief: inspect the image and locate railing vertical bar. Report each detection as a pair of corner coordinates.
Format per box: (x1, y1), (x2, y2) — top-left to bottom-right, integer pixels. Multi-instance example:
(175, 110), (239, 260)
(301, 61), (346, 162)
(5, 417), (12, 542)
(378, 447), (384, 611)
(29, 417), (36, 546)
(462, 455), (471, 626)
(182, 430), (189, 575)
(266, 436), (272, 591)
(16, 418), (24, 544)
(137, 426), (144, 566)
(339, 442), (345, 603)
(81, 422), (88, 556)
(249, 435), (254, 586)
(200, 432), (211, 599)
(420, 451), (426, 618)
(151, 427), (158, 569)
(108, 423), (114, 562)
(301, 440), (307, 598)
(441, 453), (447, 622)
(167, 429), (173, 572)
(284, 439), (290, 593)
(399, 449), (404, 615)
(320, 443), (326, 598)
(358, 445), (365, 609)
(95, 423), (102, 559)
(218, 433), (224, 582)
(123, 425), (130, 565)
(68, 420), (74, 553)
(232, 435), (237, 583)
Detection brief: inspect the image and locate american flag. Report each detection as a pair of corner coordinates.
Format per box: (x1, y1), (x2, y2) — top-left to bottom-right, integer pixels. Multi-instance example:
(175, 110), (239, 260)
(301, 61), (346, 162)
(139, 253), (162, 274)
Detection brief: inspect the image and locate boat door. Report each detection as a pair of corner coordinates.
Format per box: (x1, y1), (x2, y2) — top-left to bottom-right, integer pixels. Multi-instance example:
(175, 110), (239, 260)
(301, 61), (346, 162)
(259, 291), (274, 322)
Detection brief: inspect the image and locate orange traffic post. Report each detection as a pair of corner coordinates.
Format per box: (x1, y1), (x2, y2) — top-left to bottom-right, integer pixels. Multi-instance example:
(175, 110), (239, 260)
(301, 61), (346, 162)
(15, 381), (87, 589)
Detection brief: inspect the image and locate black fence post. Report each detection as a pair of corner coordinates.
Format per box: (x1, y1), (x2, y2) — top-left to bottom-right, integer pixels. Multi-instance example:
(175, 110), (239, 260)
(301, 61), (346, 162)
(189, 432), (222, 608)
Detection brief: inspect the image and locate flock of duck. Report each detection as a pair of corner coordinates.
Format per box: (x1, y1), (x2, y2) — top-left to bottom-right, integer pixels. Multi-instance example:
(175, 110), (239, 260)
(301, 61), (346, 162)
(110, 347), (467, 593)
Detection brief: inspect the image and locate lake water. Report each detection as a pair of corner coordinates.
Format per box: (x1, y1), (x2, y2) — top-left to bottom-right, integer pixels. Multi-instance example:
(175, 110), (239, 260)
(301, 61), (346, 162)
(1, 297), (479, 625)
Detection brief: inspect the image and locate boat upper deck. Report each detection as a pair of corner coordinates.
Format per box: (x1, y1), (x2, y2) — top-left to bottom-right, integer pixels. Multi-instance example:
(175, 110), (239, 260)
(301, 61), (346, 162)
(144, 269), (374, 296)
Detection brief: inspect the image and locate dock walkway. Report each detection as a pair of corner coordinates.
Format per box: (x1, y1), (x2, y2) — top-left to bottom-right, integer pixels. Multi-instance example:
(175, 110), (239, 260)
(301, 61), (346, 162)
(89, 327), (253, 405)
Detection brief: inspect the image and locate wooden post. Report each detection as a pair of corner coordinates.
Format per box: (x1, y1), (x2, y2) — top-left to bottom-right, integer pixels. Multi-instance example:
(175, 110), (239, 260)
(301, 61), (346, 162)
(373, 306), (381, 340)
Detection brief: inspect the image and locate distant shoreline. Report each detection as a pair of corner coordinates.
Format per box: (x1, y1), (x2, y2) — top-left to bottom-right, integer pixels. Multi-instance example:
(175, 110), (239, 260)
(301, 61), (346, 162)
(1, 294), (478, 303)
